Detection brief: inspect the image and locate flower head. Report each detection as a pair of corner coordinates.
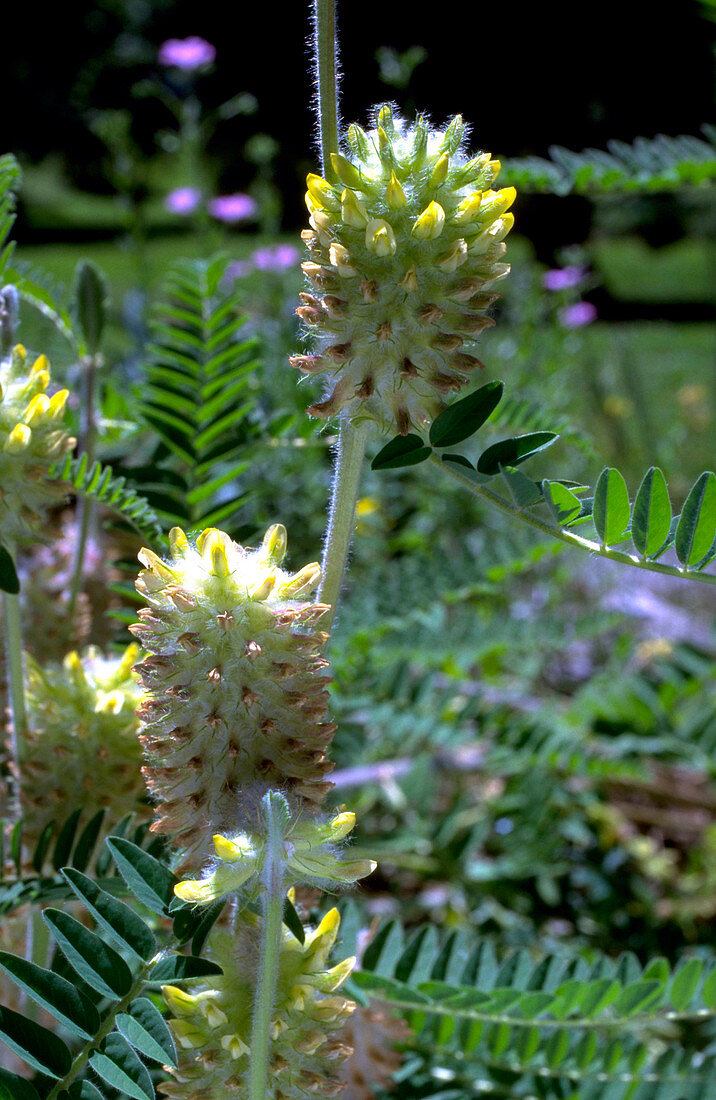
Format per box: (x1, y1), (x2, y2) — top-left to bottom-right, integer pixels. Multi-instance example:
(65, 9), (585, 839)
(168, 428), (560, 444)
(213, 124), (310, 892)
(161, 908), (355, 1100)
(20, 645), (145, 850)
(208, 193), (257, 224)
(294, 104), (514, 435)
(165, 187), (202, 216)
(158, 37), (216, 72)
(132, 525), (336, 867)
(0, 344), (75, 545)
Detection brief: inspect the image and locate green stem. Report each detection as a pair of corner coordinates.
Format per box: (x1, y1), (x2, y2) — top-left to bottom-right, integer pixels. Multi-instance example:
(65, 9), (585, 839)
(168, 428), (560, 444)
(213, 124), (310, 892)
(3, 543), (28, 784)
(313, 0), (340, 179)
(68, 355), (99, 619)
(248, 795), (288, 1100)
(432, 455), (716, 587)
(318, 416), (369, 628)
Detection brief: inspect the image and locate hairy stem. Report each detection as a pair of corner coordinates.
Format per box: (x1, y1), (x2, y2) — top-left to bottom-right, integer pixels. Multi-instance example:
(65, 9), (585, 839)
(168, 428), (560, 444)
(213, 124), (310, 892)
(68, 355), (99, 619)
(318, 416), (369, 628)
(313, 0), (340, 179)
(248, 795), (288, 1100)
(3, 543), (28, 783)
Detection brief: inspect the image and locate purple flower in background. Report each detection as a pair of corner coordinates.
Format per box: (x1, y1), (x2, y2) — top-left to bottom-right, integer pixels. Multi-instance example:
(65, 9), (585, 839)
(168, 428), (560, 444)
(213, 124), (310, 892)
(164, 187), (202, 215)
(558, 301), (597, 328)
(208, 193), (257, 224)
(225, 260), (252, 281)
(252, 244), (301, 271)
(158, 37), (216, 72)
(542, 265), (586, 291)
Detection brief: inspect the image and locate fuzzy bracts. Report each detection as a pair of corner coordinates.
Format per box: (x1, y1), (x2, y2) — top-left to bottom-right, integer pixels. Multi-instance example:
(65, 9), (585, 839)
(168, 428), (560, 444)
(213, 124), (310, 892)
(20, 645), (145, 844)
(161, 907), (355, 1100)
(293, 104), (514, 435)
(131, 525), (335, 867)
(0, 344), (75, 544)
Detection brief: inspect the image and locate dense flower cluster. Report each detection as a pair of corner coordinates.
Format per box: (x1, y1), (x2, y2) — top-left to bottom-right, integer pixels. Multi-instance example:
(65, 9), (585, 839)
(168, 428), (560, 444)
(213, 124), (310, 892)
(0, 345), (75, 545)
(161, 907), (355, 1099)
(131, 524), (336, 867)
(20, 645), (145, 845)
(293, 104), (514, 434)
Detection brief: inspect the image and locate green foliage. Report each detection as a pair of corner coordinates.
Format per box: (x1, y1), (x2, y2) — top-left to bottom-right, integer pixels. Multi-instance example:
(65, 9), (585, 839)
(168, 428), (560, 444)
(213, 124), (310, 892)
(48, 453), (164, 545)
(502, 128), (716, 195)
(0, 155), (20, 282)
(0, 831), (215, 1099)
(139, 256), (261, 533)
(353, 919), (716, 1098)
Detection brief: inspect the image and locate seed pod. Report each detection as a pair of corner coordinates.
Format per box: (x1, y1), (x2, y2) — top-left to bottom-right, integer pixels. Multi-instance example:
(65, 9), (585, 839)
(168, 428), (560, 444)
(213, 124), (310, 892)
(294, 105), (514, 434)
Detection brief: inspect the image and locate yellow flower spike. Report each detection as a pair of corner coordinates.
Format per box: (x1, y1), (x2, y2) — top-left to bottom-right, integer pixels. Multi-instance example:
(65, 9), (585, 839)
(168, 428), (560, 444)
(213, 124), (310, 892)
(436, 238), (469, 272)
(330, 153), (365, 192)
(411, 200), (446, 240)
(12, 345), (27, 367)
(115, 643), (140, 681)
(138, 547), (174, 578)
(378, 104), (396, 135)
(48, 389), (69, 417)
(251, 572), (276, 601)
(347, 122), (370, 160)
(305, 956), (356, 992)
(173, 877), (218, 905)
(430, 152), (450, 188)
(377, 125), (392, 160)
(365, 218), (397, 257)
(162, 986), (201, 1017)
(23, 393), (50, 424)
(210, 541), (231, 579)
(212, 833), (254, 862)
(3, 423), (32, 452)
(220, 1034), (250, 1059)
(94, 690), (125, 715)
(306, 173), (339, 210)
(168, 526), (189, 561)
(277, 561), (321, 598)
(202, 1001), (228, 1029)
(453, 190), (483, 224)
(329, 242), (358, 276)
(29, 353), (48, 377)
(327, 810), (356, 842)
(340, 189), (369, 228)
(310, 208), (334, 235)
(260, 522), (288, 566)
(385, 171), (407, 210)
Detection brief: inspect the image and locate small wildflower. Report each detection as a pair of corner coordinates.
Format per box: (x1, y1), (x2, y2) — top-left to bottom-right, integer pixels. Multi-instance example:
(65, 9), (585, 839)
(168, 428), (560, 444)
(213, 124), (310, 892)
(558, 301), (597, 328)
(158, 37), (216, 72)
(208, 193), (257, 224)
(542, 265), (586, 291)
(252, 244), (301, 271)
(165, 187), (202, 215)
